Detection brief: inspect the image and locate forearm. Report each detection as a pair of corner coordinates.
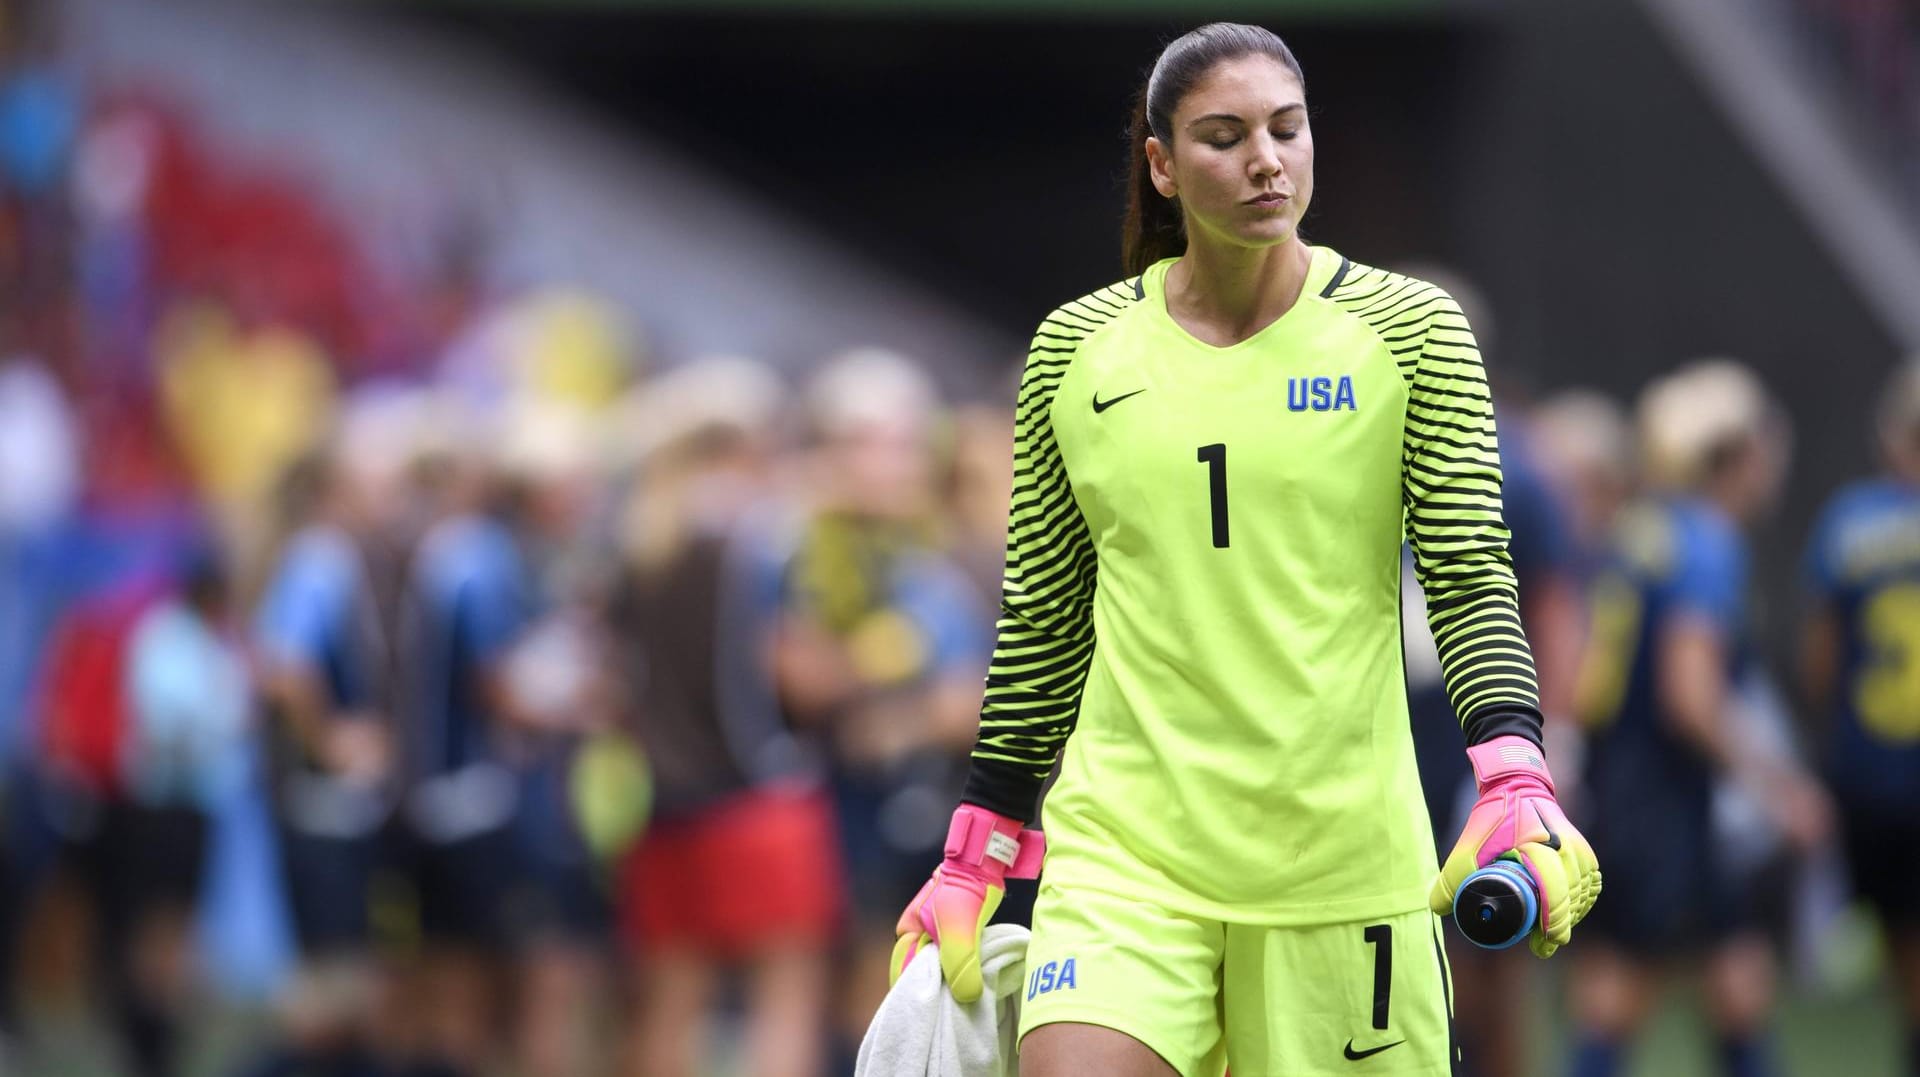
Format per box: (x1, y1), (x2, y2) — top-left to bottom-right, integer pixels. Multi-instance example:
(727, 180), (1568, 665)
(1426, 574), (1545, 748)
(961, 300), (1107, 823)
(1665, 693), (1741, 773)
(1657, 621), (1744, 773)
(962, 757), (1050, 824)
(260, 666), (334, 760)
(960, 606), (1093, 823)
(1402, 291), (1542, 750)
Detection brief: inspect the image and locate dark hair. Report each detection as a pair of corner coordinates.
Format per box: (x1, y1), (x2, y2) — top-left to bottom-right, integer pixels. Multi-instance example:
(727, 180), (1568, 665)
(1123, 23), (1307, 275)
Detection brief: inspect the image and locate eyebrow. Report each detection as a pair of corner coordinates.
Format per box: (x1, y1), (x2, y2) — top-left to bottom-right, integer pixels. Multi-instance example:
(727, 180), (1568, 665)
(1188, 104), (1305, 127)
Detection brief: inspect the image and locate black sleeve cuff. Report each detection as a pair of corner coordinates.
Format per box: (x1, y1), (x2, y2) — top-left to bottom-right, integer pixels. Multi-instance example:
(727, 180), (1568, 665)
(961, 757), (1047, 825)
(1461, 705), (1544, 750)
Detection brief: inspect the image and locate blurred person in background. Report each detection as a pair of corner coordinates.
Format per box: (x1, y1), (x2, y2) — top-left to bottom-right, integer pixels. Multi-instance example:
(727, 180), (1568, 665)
(10, 513), (206, 1063)
(1569, 359), (1831, 1077)
(108, 545), (253, 1077)
(607, 356), (842, 1077)
(0, 355), (81, 1035)
(247, 430), (402, 1077)
(778, 348), (992, 1065)
(1531, 390), (1636, 567)
(1799, 356), (1920, 1077)
(490, 399), (622, 1077)
(396, 391), (621, 1077)
(1531, 387), (1636, 792)
(942, 400), (1019, 603)
(392, 415), (534, 1077)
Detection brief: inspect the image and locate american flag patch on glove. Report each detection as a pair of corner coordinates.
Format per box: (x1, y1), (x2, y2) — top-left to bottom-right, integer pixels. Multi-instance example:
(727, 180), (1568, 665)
(1498, 744), (1544, 771)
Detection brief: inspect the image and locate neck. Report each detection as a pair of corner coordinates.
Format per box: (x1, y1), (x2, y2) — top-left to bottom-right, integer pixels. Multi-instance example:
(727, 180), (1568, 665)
(1167, 235), (1312, 343)
(1702, 479), (1746, 524)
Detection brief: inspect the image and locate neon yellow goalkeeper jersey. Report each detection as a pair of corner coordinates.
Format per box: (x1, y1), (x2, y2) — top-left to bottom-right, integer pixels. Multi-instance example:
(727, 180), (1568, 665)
(962, 246), (1540, 925)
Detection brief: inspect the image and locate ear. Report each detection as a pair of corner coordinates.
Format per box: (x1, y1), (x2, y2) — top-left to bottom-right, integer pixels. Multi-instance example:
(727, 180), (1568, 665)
(1145, 136), (1177, 199)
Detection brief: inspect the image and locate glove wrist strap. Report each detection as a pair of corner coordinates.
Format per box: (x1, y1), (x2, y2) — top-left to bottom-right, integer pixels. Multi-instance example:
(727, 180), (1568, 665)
(947, 803), (1046, 880)
(1466, 735), (1556, 795)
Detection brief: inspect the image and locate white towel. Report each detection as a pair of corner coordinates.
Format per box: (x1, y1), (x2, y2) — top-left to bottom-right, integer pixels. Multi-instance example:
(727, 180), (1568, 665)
(855, 924), (1031, 1077)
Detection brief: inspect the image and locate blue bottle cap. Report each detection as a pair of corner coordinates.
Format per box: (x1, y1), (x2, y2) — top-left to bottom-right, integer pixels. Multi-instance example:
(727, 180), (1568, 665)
(1452, 859), (1538, 950)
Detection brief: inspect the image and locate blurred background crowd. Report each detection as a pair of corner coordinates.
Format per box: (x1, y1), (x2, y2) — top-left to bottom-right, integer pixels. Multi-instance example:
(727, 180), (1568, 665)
(0, 0), (1917, 1075)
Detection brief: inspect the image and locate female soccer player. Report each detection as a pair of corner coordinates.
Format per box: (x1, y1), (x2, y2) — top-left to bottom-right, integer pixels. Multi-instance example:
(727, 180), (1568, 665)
(889, 23), (1601, 1077)
(1569, 360), (1828, 1077)
(1800, 358), (1920, 1077)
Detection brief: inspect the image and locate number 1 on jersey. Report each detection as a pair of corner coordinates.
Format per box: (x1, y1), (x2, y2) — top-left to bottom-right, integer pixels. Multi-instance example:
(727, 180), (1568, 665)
(1363, 924), (1392, 1029)
(1197, 443), (1229, 548)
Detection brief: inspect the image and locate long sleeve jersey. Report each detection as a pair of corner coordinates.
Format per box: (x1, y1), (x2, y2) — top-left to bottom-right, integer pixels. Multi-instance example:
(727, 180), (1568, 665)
(962, 247), (1541, 924)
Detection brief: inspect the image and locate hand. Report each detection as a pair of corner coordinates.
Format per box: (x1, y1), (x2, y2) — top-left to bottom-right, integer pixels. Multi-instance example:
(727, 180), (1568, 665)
(321, 717), (391, 785)
(1757, 763), (1833, 854)
(891, 804), (1045, 1003)
(1429, 736), (1602, 958)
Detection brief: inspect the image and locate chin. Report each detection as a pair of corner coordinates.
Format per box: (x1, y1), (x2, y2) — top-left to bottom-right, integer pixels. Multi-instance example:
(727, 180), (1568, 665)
(1228, 220), (1299, 249)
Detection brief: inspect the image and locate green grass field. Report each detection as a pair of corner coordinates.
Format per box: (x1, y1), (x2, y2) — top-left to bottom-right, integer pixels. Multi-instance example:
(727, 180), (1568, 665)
(1524, 971), (1902, 1076)
(8, 975), (1902, 1076)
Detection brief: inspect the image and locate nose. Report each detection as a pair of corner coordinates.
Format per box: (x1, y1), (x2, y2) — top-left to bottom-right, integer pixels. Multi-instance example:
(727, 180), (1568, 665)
(1248, 131), (1283, 180)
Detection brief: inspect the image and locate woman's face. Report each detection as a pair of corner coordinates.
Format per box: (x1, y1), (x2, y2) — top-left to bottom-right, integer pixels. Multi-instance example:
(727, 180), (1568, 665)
(1147, 54), (1314, 253)
(830, 417), (935, 521)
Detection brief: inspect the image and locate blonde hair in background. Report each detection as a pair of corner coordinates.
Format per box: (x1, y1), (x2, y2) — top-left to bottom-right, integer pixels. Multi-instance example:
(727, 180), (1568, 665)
(1533, 388), (1634, 491)
(803, 347), (937, 444)
(615, 356), (786, 572)
(1635, 358), (1773, 492)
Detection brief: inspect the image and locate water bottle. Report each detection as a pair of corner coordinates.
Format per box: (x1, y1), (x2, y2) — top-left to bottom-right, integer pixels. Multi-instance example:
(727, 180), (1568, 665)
(1451, 857), (1538, 950)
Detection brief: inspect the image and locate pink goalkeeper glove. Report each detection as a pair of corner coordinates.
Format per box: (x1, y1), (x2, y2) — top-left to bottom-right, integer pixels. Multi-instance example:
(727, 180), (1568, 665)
(891, 803), (1045, 1003)
(1428, 735), (1602, 958)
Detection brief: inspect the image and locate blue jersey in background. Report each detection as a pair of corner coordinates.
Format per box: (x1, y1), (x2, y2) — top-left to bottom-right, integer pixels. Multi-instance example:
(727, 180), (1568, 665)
(1577, 496), (1751, 952)
(255, 526), (382, 722)
(1803, 479), (1920, 813)
(403, 515), (531, 780)
(1582, 497), (1747, 782)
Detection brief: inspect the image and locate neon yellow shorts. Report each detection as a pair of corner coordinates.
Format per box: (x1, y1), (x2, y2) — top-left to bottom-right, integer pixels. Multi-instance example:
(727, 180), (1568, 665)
(1016, 881), (1456, 1076)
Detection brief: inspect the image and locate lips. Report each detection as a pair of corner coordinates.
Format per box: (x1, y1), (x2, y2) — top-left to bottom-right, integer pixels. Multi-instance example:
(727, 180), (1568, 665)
(1246, 192), (1291, 209)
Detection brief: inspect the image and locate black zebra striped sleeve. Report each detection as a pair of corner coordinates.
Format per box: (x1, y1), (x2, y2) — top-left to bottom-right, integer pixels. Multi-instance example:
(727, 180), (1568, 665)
(960, 313), (1101, 823)
(1402, 290), (1543, 746)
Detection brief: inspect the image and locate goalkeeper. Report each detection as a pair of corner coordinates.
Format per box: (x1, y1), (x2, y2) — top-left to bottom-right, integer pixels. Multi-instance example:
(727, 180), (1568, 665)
(888, 22), (1599, 1077)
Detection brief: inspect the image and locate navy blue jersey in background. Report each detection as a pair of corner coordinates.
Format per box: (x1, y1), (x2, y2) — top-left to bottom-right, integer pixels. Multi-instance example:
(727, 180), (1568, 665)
(404, 515), (531, 779)
(1802, 479), (1920, 813)
(1577, 496), (1751, 952)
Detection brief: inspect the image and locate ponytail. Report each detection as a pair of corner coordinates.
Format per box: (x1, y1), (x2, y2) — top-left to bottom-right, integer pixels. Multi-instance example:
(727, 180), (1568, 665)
(1119, 22), (1306, 277)
(1122, 87), (1187, 276)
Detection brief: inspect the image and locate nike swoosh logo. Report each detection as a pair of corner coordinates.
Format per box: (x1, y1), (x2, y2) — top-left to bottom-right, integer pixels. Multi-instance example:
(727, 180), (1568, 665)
(1535, 805), (1563, 851)
(1092, 388), (1146, 413)
(1343, 1039), (1406, 1061)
